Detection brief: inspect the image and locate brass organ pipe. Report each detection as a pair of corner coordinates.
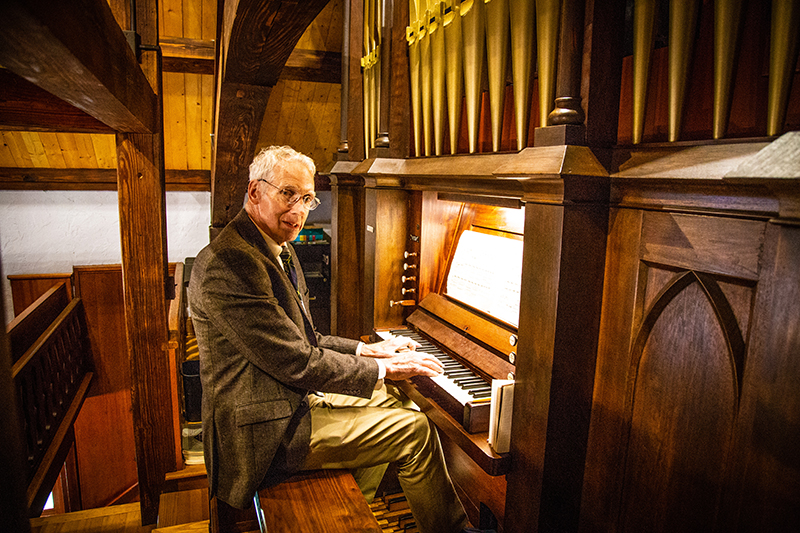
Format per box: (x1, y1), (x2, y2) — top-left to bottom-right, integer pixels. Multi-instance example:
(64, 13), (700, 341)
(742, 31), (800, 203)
(339, 0), (351, 154)
(420, 3), (434, 156)
(668, 0), (700, 142)
(430, 1), (447, 155)
(461, 0), (486, 153)
(409, 0), (423, 156)
(443, 0), (464, 154)
(485, 0), (510, 152)
(536, 0), (561, 128)
(632, 0), (656, 144)
(363, 0), (373, 152)
(373, 0), (382, 148)
(713, 0), (745, 139)
(767, 0), (800, 137)
(510, 0), (536, 150)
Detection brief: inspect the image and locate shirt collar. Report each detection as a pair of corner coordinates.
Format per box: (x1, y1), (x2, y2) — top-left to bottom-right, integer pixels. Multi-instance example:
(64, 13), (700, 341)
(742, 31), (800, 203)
(248, 214), (284, 260)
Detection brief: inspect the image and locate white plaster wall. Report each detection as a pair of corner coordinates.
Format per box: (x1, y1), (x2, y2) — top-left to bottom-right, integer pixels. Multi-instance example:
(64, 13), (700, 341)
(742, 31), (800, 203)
(0, 190), (211, 324)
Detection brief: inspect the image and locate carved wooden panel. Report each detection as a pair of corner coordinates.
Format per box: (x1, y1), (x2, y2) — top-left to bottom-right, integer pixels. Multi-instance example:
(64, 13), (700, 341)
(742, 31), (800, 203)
(583, 207), (776, 532)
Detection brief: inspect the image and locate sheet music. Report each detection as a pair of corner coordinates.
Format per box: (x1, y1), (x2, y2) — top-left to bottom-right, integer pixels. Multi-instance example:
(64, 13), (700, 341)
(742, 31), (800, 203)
(445, 230), (523, 327)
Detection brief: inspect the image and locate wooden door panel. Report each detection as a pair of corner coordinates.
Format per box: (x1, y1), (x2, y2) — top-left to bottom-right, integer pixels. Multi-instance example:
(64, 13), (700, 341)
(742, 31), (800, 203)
(584, 208), (768, 533)
(621, 279), (738, 532)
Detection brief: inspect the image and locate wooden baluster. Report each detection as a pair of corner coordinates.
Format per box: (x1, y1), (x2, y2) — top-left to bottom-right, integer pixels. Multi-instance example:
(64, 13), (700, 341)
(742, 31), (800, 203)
(548, 0), (586, 128)
(713, 0), (745, 139)
(510, 0), (536, 150)
(767, 0), (800, 137)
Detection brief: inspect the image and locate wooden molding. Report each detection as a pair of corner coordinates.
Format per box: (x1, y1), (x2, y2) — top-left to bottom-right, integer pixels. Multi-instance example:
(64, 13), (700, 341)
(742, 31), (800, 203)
(0, 167), (210, 191)
(282, 49), (341, 84)
(160, 36), (215, 75)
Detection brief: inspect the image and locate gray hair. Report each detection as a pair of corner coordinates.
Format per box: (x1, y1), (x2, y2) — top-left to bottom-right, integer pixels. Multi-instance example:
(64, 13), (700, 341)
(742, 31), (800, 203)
(249, 145), (316, 184)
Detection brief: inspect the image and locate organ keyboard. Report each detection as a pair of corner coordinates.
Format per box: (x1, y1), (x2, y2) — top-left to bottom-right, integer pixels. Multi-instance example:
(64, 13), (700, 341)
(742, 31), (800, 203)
(376, 327), (493, 433)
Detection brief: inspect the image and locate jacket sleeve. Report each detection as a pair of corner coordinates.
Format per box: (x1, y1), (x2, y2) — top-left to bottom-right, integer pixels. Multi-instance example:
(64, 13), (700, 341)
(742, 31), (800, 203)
(190, 242), (378, 398)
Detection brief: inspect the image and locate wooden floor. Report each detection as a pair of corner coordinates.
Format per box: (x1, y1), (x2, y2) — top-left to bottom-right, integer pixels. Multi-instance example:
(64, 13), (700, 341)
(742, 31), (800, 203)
(28, 476), (412, 533)
(30, 486), (210, 533)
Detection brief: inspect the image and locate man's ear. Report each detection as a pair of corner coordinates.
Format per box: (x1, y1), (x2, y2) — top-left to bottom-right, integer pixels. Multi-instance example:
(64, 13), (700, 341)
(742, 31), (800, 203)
(246, 180), (260, 202)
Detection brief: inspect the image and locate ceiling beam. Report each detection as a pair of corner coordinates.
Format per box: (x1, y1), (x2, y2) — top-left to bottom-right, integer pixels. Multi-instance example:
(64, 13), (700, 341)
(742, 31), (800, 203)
(0, 69), (114, 133)
(0, 0), (157, 134)
(211, 0), (330, 231)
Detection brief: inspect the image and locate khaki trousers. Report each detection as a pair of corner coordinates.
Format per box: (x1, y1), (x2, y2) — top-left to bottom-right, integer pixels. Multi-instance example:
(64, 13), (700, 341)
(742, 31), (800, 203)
(303, 384), (469, 533)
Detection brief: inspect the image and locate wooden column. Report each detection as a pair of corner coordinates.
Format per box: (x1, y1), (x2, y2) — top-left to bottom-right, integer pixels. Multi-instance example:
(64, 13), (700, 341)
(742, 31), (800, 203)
(503, 147), (609, 533)
(116, 0), (173, 524)
(0, 258), (31, 531)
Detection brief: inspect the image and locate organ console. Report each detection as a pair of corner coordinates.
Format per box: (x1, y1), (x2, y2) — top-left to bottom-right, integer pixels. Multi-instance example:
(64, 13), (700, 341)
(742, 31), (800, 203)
(335, 1), (800, 531)
(357, 182), (529, 523)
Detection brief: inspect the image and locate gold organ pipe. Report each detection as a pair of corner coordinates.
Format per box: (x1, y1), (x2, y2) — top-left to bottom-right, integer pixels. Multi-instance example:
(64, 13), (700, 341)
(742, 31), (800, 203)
(430, 1), (447, 155)
(420, 3), (434, 156)
(408, 0), (423, 156)
(632, 0), (656, 144)
(536, 0), (560, 128)
(713, 0), (745, 139)
(443, 0), (464, 154)
(362, 0), (375, 152)
(485, 0), (510, 152)
(510, 0), (536, 150)
(767, 0), (800, 137)
(373, 0), (382, 149)
(461, 0), (486, 153)
(668, 0), (699, 142)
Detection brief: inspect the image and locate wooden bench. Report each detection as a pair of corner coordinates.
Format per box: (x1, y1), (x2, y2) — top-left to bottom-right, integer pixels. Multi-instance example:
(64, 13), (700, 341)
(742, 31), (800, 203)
(210, 469), (382, 533)
(7, 282), (94, 517)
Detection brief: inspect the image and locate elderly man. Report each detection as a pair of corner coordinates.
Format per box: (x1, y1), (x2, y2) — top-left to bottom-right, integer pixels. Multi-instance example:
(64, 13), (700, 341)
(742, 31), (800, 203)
(189, 145), (480, 533)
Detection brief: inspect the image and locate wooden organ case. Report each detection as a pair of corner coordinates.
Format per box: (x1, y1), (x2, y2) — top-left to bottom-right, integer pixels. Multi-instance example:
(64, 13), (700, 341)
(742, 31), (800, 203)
(331, 0), (800, 532)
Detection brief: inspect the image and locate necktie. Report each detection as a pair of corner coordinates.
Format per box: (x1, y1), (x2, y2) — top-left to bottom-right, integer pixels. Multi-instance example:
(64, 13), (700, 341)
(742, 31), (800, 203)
(280, 245), (317, 347)
(280, 245), (299, 292)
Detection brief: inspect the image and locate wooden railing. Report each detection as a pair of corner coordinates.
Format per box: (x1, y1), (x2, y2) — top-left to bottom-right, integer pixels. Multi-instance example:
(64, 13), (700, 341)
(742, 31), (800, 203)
(8, 282), (94, 517)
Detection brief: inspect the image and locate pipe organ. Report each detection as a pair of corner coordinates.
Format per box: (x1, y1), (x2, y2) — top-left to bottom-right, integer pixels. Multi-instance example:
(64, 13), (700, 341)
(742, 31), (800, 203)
(342, 1), (800, 531)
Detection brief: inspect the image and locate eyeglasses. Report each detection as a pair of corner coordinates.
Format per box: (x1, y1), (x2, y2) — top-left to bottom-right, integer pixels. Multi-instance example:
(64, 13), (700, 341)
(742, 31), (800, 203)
(258, 179), (321, 211)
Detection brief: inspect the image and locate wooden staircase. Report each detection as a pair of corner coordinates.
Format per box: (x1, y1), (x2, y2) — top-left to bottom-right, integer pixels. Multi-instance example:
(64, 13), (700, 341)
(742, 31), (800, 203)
(30, 466), (211, 533)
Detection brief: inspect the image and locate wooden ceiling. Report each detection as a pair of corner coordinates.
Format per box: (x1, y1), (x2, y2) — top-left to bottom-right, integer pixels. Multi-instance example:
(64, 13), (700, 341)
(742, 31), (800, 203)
(0, 0), (343, 213)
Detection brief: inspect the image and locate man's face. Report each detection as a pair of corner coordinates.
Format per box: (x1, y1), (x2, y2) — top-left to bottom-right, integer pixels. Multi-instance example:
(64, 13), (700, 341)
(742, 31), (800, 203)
(246, 159), (315, 245)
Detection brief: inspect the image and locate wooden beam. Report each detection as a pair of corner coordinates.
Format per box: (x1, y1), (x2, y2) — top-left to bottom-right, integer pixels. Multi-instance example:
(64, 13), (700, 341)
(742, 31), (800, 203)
(0, 69), (114, 133)
(212, 82), (272, 229)
(160, 36), (215, 75)
(0, 0), (157, 133)
(282, 49), (341, 84)
(223, 0), (331, 87)
(116, 0), (172, 525)
(0, 167), (210, 191)
(211, 0), (330, 231)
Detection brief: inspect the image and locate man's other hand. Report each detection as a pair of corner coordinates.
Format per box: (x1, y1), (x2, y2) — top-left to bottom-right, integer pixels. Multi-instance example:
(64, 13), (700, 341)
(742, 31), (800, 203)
(383, 352), (444, 381)
(361, 336), (421, 358)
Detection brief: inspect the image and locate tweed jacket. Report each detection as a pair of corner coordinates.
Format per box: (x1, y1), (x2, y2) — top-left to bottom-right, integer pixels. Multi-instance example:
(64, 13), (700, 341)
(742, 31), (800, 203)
(188, 208), (379, 509)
